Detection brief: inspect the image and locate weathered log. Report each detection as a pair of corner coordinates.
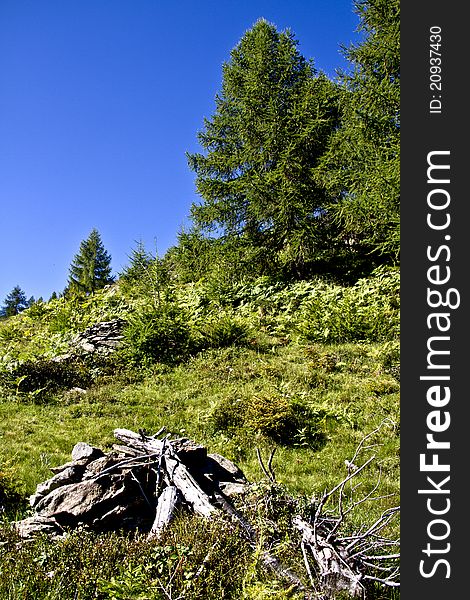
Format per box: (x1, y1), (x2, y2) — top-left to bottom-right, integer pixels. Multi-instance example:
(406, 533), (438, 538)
(164, 456), (216, 518)
(148, 486), (182, 539)
(114, 428), (164, 455)
(112, 444), (145, 457)
(293, 515), (364, 598)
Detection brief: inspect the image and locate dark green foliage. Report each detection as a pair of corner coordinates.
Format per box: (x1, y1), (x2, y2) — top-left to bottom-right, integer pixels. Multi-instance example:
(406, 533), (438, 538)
(0, 465), (27, 519)
(317, 0), (400, 261)
(120, 305), (195, 367)
(197, 314), (249, 349)
(0, 516), (252, 600)
(208, 392), (330, 448)
(298, 267), (399, 343)
(119, 240), (154, 284)
(0, 285), (28, 317)
(67, 228), (114, 295)
(187, 19), (340, 278)
(0, 357), (91, 402)
(167, 230), (271, 287)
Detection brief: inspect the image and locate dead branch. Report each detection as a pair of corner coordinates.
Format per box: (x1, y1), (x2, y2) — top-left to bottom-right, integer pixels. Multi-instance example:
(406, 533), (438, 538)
(293, 421), (400, 598)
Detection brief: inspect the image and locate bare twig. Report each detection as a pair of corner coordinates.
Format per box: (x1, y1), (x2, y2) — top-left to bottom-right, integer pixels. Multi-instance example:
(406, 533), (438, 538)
(256, 447), (276, 483)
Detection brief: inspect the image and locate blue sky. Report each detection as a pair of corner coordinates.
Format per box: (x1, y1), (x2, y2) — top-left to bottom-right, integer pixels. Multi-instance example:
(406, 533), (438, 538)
(0, 0), (360, 302)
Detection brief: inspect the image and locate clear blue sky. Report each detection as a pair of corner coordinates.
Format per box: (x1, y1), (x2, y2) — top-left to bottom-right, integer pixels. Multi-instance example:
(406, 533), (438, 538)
(0, 0), (360, 302)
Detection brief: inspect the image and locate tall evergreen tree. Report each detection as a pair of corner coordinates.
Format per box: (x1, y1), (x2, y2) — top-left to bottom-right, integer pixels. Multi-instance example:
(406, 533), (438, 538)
(187, 19), (339, 277)
(67, 229), (114, 295)
(0, 285), (28, 317)
(317, 0), (400, 263)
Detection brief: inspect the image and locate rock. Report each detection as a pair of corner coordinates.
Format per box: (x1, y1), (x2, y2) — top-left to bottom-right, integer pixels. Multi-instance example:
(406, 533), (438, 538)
(34, 476), (131, 525)
(12, 427), (251, 540)
(218, 482), (248, 496)
(205, 453), (246, 483)
(67, 387), (87, 395)
(49, 458), (90, 475)
(30, 464), (86, 507)
(13, 515), (64, 539)
(82, 454), (122, 479)
(71, 442), (105, 462)
(72, 319), (125, 355)
(173, 438), (207, 467)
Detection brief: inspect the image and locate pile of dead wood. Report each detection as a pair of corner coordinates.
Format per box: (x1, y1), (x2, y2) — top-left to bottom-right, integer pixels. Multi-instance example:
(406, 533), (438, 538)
(14, 427), (247, 540)
(13, 424), (400, 598)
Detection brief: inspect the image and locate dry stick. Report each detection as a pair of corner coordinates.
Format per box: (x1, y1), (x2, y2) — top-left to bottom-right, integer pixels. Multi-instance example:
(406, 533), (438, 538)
(164, 455), (216, 518)
(256, 447), (274, 482)
(301, 540), (318, 593)
(267, 448), (277, 482)
(149, 486), (182, 539)
(129, 470), (153, 509)
(93, 451), (162, 479)
(363, 574), (400, 587)
(193, 542), (219, 579)
(114, 428), (165, 454)
(293, 516), (365, 598)
(345, 506), (400, 553)
(212, 489), (256, 540)
(327, 468), (385, 542)
(313, 455), (375, 543)
(154, 437), (168, 495)
(362, 553), (400, 561)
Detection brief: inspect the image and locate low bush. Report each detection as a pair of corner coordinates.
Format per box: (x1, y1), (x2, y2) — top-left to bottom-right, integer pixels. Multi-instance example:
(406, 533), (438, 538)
(197, 314), (250, 349)
(298, 267), (399, 343)
(207, 391), (331, 448)
(120, 304), (195, 367)
(0, 356), (91, 402)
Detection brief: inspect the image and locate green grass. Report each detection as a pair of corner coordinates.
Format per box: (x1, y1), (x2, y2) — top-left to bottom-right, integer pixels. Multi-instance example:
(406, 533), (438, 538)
(0, 272), (400, 598)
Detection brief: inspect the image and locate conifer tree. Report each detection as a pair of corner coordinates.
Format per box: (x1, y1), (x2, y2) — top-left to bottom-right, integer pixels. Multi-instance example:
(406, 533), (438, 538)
(119, 240), (154, 284)
(67, 229), (114, 295)
(317, 0), (400, 262)
(0, 285), (28, 317)
(187, 19), (339, 277)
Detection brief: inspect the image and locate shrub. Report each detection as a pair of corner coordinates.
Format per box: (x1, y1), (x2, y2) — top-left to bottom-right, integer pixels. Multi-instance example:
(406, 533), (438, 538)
(120, 305), (194, 367)
(198, 314), (250, 349)
(0, 462), (27, 519)
(206, 389), (335, 448)
(0, 356), (91, 402)
(298, 267), (399, 343)
(208, 396), (246, 433)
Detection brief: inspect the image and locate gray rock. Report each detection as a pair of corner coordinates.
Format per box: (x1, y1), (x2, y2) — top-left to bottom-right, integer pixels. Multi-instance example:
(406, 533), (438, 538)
(71, 442), (104, 462)
(82, 454), (121, 479)
(13, 515), (64, 539)
(34, 476), (129, 524)
(218, 482), (248, 496)
(49, 457), (90, 475)
(205, 453), (246, 483)
(30, 464), (86, 507)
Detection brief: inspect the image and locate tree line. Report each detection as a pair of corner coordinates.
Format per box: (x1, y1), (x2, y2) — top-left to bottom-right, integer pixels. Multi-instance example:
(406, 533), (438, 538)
(1, 0), (399, 315)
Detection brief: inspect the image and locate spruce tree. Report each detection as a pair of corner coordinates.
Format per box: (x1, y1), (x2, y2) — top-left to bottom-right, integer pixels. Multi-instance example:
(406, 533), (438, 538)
(187, 19), (339, 277)
(0, 285), (28, 317)
(119, 240), (154, 284)
(67, 229), (114, 295)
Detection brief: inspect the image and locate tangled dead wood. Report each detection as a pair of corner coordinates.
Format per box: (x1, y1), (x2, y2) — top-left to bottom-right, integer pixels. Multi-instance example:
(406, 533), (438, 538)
(12, 423), (399, 598)
(290, 421), (400, 598)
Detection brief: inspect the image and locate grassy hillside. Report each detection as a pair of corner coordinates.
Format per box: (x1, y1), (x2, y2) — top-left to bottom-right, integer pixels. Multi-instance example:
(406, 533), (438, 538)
(0, 267), (400, 599)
